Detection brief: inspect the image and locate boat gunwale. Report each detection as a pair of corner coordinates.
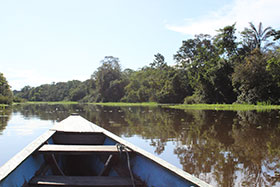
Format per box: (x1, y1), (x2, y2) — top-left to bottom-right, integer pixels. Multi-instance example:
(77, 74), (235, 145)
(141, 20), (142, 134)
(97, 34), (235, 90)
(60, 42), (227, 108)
(0, 130), (55, 181)
(51, 115), (211, 187)
(97, 123), (212, 187)
(0, 115), (212, 187)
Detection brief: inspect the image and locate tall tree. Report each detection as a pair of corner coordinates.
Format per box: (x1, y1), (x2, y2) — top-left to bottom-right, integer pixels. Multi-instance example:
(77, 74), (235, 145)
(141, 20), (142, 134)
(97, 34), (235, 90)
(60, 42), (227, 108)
(150, 53), (167, 69)
(272, 29), (280, 41)
(0, 73), (13, 104)
(214, 23), (238, 59)
(266, 49), (280, 104)
(93, 56), (125, 102)
(232, 49), (273, 104)
(241, 22), (274, 52)
(174, 34), (236, 103)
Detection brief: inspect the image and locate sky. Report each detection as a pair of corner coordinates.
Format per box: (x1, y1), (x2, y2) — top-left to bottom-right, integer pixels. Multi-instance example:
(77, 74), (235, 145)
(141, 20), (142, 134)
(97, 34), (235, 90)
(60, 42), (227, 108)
(1, 0), (279, 90)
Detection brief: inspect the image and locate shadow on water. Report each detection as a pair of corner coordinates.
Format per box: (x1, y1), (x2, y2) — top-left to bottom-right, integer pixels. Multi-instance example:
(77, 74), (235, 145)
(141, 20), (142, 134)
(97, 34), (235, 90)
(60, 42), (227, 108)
(4, 104), (280, 186)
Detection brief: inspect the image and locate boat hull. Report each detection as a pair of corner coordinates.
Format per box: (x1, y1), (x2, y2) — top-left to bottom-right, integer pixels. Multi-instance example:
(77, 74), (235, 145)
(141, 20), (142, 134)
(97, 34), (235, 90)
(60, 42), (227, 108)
(0, 115), (211, 187)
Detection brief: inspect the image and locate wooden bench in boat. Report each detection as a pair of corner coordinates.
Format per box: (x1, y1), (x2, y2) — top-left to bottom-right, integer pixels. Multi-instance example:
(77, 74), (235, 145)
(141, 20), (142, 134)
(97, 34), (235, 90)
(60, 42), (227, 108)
(29, 175), (144, 186)
(38, 145), (131, 154)
(52, 132), (106, 145)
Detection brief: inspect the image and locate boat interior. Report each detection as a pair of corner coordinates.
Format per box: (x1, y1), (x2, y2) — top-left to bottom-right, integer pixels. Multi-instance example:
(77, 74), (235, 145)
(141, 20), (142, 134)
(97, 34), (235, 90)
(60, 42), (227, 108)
(27, 131), (146, 187)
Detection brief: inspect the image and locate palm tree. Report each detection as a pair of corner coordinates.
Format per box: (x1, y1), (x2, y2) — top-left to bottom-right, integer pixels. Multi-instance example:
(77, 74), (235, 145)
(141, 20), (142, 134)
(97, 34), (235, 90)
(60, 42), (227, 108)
(241, 22), (274, 51)
(272, 29), (280, 41)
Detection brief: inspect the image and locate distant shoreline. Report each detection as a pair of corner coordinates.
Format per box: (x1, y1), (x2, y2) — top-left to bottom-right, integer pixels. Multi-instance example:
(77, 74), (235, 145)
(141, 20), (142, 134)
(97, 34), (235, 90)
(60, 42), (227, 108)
(167, 104), (280, 111)
(12, 102), (280, 111)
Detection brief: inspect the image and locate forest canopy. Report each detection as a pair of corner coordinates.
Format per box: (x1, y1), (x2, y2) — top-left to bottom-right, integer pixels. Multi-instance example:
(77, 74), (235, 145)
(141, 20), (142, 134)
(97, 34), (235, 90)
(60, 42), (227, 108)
(13, 22), (280, 105)
(0, 73), (13, 104)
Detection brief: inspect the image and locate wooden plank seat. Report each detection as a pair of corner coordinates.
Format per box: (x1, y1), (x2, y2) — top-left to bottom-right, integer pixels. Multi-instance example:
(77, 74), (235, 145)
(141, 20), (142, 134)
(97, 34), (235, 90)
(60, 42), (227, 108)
(29, 175), (144, 186)
(38, 145), (131, 155)
(52, 132), (106, 145)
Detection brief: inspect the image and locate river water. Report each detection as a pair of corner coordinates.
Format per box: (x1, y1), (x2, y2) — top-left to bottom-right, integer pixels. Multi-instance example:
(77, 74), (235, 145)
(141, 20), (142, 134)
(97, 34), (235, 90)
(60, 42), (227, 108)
(1, 104), (280, 186)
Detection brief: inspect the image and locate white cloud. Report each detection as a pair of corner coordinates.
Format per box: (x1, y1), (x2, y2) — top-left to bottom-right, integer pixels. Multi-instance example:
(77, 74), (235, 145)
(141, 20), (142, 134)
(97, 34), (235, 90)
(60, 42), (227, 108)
(166, 0), (280, 36)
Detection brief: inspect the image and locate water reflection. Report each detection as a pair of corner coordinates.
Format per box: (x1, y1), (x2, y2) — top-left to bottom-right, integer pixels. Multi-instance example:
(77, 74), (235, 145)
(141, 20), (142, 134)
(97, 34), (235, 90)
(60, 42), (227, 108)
(0, 106), (12, 134)
(0, 106), (55, 166)
(1, 104), (280, 186)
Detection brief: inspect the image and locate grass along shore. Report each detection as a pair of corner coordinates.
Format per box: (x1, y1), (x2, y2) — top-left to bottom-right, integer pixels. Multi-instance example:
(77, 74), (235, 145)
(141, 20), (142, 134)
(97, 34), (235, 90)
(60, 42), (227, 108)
(13, 101), (280, 111)
(22, 101), (159, 107)
(168, 104), (280, 111)
(22, 101), (79, 105)
(93, 102), (159, 107)
(88, 102), (280, 111)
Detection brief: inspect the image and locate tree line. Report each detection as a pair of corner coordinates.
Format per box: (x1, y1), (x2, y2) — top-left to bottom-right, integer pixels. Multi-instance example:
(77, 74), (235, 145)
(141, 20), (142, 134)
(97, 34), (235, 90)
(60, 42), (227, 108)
(0, 73), (13, 104)
(2, 22), (280, 105)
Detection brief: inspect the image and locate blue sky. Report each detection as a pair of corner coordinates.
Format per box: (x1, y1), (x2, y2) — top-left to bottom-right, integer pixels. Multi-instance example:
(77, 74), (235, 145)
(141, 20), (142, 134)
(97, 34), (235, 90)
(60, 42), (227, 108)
(1, 0), (279, 90)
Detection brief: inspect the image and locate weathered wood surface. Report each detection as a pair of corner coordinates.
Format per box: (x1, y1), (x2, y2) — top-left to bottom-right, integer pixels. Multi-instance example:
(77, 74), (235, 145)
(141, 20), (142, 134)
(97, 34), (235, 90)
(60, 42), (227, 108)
(38, 145), (130, 154)
(29, 175), (143, 186)
(53, 132), (105, 145)
(51, 116), (103, 133)
(0, 130), (55, 181)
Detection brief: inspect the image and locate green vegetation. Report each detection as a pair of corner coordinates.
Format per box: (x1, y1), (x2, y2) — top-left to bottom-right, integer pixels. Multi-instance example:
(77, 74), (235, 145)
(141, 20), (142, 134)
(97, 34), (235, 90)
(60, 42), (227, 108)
(13, 80), (88, 102)
(168, 104), (280, 111)
(23, 101), (159, 107)
(0, 73), (13, 104)
(0, 104), (8, 109)
(17, 101), (280, 111)
(13, 22), (280, 106)
(93, 102), (159, 107)
(24, 101), (79, 105)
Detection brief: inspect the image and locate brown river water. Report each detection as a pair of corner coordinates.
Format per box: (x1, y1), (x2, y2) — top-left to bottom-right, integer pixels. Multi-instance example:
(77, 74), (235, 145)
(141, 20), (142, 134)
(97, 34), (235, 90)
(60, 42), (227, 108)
(1, 104), (280, 186)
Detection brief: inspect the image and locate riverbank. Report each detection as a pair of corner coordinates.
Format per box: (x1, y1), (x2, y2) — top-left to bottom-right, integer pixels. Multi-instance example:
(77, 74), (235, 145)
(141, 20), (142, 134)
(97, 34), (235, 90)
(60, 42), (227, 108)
(22, 101), (158, 106)
(17, 102), (280, 111)
(21, 101), (79, 105)
(93, 102), (159, 107)
(95, 103), (280, 111)
(168, 104), (280, 111)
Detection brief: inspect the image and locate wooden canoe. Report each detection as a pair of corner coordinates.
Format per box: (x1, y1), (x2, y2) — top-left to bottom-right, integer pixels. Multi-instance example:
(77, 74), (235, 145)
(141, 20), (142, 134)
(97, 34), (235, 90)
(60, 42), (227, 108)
(0, 114), (211, 187)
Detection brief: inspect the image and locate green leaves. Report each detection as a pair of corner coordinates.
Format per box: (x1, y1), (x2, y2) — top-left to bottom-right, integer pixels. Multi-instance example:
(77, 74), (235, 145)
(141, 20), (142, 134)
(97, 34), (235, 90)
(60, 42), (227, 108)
(213, 23), (238, 59)
(93, 56), (125, 102)
(232, 49), (276, 104)
(241, 22), (274, 52)
(0, 73), (13, 104)
(13, 22), (280, 105)
(174, 31), (236, 104)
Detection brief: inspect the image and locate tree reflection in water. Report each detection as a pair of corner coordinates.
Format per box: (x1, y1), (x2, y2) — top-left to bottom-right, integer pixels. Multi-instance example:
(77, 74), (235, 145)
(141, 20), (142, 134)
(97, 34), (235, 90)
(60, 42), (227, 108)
(8, 104), (280, 186)
(0, 106), (12, 134)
